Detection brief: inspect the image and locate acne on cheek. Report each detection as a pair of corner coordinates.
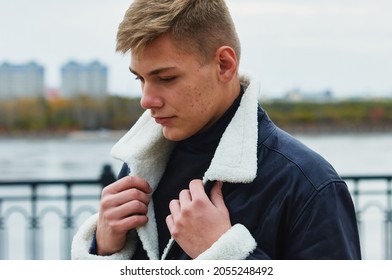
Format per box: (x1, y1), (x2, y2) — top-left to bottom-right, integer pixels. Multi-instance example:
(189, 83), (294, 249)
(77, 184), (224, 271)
(186, 83), (212, 113)
(185, 85), (198, 109)
(191, 89), (206, 111)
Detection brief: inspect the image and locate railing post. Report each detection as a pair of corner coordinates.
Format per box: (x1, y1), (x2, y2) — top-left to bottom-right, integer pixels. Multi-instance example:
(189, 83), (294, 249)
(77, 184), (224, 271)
(29, 183), (39, 260)
(386, 179), (392, 260)
(0, 199), (4, 260)
(64, 183), (73, 260)
(352, 179), (362, 236)
(99, 164), (116, 189)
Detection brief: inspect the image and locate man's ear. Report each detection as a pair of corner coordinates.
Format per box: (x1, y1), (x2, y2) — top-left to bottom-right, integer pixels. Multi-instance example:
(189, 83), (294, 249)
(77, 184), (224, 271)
(215, 46), (238, 82)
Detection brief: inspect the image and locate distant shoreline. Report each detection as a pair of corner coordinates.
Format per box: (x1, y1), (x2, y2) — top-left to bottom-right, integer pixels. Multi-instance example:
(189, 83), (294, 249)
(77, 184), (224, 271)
(282, 124), (392, 136)
(1, 126), (392, 139)
(0, 130), (128, 140)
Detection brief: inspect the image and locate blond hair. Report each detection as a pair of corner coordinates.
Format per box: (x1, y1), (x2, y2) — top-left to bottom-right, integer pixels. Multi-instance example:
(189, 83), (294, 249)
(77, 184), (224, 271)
(116, 0), (241, 63)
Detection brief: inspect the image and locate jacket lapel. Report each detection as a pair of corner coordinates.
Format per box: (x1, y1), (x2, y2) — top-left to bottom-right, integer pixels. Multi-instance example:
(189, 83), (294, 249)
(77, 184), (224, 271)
(110, 111), (175, 260)
(203, 77), (259, 184)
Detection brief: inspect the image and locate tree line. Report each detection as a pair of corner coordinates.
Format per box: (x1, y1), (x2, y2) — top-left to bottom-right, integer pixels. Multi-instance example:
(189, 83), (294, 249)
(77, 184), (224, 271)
(263, 99), (392, 133)
(0, 96), (392, 134)
(0, 95), (144, 134)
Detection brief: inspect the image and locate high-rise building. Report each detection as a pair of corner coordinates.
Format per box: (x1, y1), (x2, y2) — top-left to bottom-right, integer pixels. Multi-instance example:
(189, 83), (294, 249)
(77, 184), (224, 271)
(61, 61), (108, 98)
(0, 62), (45, 99)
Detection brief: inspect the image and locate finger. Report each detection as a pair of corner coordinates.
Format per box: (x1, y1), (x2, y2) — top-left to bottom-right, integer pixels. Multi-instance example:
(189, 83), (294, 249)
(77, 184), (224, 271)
(103, 176), (151, 195)
(118, 199), (149, 218)
(101, 199), (148, 223)
(210, 181), (226, 209)
(169, 199), (181, 217)
(179, 189), (192, 207)
(188, 179), (209, 201)
(114, 188), (151, 207)
(116, 214), (149, 231)
(100, 188), (150, 210)
(166, 214), (175, 234)
(167, 200), (181, 232)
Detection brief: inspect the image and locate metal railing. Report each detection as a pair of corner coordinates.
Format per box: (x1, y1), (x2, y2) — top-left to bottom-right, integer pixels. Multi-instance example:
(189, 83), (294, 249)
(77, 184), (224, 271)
(0, 167), (391, 259)
(0, 164), (115, 260)
(343, 175), (392, 260)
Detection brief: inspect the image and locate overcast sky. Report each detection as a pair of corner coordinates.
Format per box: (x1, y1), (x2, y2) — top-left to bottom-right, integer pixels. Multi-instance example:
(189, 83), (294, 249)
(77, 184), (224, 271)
(1, 0), (391, 98)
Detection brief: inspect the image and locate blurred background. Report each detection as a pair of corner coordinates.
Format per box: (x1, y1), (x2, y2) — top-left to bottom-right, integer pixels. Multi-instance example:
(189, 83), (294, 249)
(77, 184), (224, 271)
(0, 0), (391, 260)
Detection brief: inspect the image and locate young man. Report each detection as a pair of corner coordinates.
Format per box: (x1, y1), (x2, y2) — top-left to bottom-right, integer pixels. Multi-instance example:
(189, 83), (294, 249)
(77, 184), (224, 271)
(72, 0), (361, 260)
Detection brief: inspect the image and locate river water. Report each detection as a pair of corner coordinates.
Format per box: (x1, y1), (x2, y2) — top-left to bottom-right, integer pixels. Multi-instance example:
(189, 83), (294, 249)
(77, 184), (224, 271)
(1, 132), (391, 179)
(1, 131), (392, 259)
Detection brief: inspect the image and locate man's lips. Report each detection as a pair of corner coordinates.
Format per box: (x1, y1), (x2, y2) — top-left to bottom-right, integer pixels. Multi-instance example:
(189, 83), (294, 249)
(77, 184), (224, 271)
(153, 116), (174, 125)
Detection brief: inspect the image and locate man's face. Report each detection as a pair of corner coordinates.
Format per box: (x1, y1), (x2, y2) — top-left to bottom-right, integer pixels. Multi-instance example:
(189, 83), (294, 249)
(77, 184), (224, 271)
(130, 35), (227, 141)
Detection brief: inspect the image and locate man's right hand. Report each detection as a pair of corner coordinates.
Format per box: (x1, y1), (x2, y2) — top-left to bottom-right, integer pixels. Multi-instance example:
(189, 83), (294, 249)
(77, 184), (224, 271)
(96, 176), (151, 255)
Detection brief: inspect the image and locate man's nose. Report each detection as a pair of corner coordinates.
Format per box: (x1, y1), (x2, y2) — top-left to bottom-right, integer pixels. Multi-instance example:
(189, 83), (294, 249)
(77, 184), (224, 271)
(140, 83), (164, 109)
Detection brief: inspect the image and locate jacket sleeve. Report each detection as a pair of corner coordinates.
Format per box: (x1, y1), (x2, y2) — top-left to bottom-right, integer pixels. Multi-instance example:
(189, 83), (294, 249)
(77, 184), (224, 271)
(283, 182), (361, 259)
(71, 213), (138, 259)
(195, 224), (257, 260)
(247, 182), (361, 260)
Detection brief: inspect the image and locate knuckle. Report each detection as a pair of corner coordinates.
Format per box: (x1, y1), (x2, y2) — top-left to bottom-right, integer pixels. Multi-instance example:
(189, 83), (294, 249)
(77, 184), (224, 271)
(100, 196), (112, 209)
(123, 176), (135, 186)
(170, 227), (180, 238)
(169, 199), (178, 208)
(129, 188), (142, 199)
(179, 189), (189, 196)
(192, 197), (205, 207)
(108, 220), (124, 233)
(101, 186), (111, 197)
(165, 215), (171, 223)
(139, 201), (149, 211)
(181, 205), (192, 216)
(132, 200), (148, 214)
(135, 215), (148, 225)
(126, 215), (147, 229)
(101, 209), (115, 222)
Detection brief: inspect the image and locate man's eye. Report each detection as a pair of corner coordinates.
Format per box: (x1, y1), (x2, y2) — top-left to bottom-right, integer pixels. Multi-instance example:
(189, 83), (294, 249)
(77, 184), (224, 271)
(135, 76), (144, 82)
(160, 77), (176, 82)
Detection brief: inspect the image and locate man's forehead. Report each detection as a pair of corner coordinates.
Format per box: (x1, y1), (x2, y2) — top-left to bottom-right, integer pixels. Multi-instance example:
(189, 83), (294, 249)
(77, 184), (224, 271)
(129, 50), (179, 75)
(129, 50), (198, 76)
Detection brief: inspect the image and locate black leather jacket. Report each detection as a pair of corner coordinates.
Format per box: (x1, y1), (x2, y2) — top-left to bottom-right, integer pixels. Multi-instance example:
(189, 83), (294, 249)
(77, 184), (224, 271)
(119, 106), (361, 260)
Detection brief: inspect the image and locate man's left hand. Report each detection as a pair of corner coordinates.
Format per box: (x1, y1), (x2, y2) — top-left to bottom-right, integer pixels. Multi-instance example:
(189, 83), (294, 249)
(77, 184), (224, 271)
(166, 180), (231, 258)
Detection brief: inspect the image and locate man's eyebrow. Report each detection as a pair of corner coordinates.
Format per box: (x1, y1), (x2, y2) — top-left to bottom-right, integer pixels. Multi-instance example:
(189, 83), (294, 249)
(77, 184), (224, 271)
(129, 66), (177, 76)
(129, 67), (139, 76)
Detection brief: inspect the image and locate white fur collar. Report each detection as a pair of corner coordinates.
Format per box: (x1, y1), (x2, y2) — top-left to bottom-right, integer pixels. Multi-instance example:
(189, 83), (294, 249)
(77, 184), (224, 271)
(109, 75), (260, 259)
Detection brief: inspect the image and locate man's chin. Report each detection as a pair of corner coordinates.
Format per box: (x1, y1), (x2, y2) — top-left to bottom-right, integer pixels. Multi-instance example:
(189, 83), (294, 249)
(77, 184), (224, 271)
(162, 127), (188, 142)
